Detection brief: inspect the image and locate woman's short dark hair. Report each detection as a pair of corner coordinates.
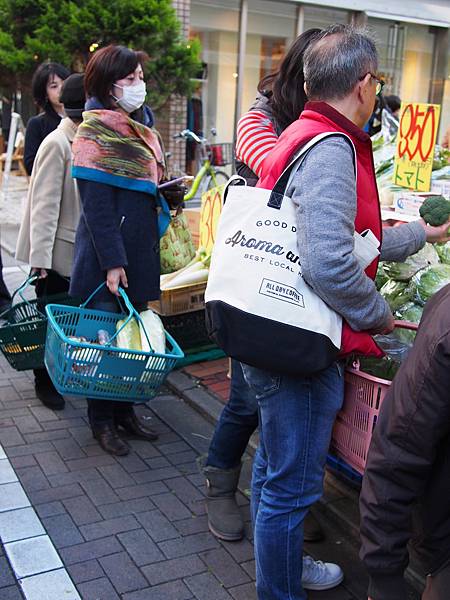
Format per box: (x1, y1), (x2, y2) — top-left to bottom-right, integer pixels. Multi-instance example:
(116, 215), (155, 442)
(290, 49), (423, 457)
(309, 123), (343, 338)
(31, 62), (70, 110)
(84, 45), (149, 109)
(384, 95), (401, 114)
(257, 28), (322, 132)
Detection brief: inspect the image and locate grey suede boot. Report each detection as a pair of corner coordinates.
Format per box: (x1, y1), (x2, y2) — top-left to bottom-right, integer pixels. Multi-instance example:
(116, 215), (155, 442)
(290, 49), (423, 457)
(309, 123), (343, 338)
(197, 456), (244, 542)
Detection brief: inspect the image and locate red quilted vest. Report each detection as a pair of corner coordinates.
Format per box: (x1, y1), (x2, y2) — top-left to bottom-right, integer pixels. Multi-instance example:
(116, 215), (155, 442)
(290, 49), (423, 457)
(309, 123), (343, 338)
(257, 101), (383, 358)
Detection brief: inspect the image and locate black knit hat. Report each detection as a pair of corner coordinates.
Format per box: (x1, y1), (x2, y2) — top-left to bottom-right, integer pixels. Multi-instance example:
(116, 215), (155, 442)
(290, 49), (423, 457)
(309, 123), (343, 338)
(59, 73), (85, 118)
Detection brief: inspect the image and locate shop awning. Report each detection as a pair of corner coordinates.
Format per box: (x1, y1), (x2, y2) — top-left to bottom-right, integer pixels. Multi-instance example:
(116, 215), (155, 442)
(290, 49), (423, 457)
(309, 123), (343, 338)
(365, 10), (449, 28)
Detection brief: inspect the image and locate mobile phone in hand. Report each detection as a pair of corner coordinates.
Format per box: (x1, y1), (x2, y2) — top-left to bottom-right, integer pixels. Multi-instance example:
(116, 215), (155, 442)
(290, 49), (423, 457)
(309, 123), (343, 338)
(158, 176), (193, 190)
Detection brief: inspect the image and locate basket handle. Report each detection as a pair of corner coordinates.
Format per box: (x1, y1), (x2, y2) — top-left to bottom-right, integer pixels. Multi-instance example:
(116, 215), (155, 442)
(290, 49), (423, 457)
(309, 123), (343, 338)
(393, 319), (418, 331)
(117, 288), (154, 352)
(8, 274), (43, 315)
(105, 287), (154, 351)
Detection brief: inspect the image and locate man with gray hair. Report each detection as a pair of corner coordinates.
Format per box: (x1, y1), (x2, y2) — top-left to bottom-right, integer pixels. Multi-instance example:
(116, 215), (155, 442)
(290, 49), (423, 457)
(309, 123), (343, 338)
(249, 24), (450, 599)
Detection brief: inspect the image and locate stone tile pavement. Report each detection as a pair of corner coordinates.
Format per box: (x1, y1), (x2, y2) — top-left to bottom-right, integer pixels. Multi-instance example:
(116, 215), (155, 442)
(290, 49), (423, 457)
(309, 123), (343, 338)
(0, 355), (258, 599)
(0, 264), (419, 599)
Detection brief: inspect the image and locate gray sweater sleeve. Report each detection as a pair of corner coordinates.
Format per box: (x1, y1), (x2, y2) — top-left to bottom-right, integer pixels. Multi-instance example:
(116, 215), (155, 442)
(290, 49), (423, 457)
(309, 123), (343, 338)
(286, 137), (392, 332)
(380, 221), (426, 262)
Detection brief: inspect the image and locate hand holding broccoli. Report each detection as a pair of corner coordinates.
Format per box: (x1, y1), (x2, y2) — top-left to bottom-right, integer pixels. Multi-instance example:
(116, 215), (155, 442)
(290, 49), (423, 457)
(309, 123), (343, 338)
(417, 195), (450, 244)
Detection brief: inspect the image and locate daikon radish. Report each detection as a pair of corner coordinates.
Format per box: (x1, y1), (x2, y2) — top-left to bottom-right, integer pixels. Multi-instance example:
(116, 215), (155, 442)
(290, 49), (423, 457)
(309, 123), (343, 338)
(161, 268), (209, 289)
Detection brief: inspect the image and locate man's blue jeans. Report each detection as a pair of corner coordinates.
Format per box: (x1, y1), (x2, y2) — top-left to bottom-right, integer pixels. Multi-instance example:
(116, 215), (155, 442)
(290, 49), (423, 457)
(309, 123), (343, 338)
(241, 362), (344, 600)
(207, 360), (259, 470)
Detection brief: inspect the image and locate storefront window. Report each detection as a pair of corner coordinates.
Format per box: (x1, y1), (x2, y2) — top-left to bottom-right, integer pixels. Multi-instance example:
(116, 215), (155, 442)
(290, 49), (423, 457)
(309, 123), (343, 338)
(439, 35), (450, 142)
(190, 0), (350, 145)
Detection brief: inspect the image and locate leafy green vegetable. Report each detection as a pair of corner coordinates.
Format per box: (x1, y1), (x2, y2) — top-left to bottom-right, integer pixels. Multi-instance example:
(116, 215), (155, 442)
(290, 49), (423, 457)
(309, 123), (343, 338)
(419, 195), (450, 226)
(393, 303), (422, 344)
(432, 147), (450, 171)
(358, 356), (400, 381)
(375, 264), (389, 290)
(395, 302), (423, 324)
(413, 264), (450, 305)
(380, 279), (415, 312)
(375, 157), (394, 175)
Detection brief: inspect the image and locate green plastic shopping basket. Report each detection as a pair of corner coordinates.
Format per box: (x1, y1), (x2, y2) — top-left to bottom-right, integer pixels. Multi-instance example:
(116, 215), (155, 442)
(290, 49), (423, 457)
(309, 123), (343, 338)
(0, 275), (79, 371)
(44, 284), (184, 402)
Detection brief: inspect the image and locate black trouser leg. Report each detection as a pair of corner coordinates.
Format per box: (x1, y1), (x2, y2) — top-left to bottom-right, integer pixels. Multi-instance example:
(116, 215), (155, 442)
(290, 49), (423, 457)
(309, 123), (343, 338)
(34, 270), (70, 388)
(87, 399), (116, 429)
(0, 251), (11, 305)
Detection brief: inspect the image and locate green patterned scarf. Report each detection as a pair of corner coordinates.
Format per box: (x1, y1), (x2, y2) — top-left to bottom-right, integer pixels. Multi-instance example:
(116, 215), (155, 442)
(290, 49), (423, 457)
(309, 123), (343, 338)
(72, 109), (165, 195)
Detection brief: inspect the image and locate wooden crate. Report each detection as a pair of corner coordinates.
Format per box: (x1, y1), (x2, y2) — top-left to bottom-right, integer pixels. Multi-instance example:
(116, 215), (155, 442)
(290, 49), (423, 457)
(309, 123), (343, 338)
(149, 282), (206, 316)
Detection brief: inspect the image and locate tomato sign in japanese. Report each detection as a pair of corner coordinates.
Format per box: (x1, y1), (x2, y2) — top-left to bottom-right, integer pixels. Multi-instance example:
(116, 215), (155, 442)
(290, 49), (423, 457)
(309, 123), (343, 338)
(199, 185), (225, 254)
(393, 102), (441, 192)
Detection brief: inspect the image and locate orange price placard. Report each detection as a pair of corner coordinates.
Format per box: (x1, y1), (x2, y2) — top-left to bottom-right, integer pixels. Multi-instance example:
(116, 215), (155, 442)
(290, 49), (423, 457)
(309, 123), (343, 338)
(393, 102), (441, 192)
(199, 185), (225, 254)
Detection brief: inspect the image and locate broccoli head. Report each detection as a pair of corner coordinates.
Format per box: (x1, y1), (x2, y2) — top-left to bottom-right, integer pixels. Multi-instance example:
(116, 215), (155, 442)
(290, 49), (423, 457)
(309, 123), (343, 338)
(419, 195), (450, 226)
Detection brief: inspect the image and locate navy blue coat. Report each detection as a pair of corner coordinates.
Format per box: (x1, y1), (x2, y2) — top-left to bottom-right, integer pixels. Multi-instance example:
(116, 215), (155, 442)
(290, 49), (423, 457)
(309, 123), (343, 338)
(24, 108), (62, 175)
(70, 179), (160, 304)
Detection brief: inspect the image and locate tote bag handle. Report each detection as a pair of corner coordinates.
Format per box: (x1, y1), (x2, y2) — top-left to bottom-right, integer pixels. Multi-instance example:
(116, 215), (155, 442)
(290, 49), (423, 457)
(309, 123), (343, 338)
(267, 132), (356, 209)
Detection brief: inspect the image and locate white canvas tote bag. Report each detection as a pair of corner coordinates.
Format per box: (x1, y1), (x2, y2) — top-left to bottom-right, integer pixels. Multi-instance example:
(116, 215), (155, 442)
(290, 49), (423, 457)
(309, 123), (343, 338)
(205, 132), (355, 376)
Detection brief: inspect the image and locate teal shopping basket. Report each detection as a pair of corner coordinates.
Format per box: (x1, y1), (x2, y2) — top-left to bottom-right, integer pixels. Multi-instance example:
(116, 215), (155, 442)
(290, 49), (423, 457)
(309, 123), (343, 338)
(0, 275), (79, 371)
(44, 284), (184, 402)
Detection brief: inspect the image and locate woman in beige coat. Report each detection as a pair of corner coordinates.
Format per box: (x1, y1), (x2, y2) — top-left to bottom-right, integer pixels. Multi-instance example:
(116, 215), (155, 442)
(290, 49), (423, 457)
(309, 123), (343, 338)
(16, 74), (84, 410)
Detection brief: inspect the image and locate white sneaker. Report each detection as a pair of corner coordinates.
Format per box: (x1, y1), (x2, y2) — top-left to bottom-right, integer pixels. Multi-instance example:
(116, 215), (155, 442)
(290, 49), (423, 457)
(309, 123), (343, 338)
(301, 555), (344, 591)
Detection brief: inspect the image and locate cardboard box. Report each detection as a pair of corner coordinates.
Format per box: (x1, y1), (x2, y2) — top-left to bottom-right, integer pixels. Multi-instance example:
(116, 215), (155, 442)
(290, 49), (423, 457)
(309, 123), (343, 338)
(183, 207), (201, 248)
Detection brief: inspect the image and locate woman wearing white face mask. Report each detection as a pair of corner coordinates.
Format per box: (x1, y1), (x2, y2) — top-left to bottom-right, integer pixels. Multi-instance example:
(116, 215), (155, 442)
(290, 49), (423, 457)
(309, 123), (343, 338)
(70, 45), (167, 455)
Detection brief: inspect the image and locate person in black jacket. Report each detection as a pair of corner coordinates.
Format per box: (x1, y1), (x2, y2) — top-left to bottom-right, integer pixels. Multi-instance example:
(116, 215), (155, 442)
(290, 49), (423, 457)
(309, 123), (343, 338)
(360, 284), (450, 600)
(0, 250), (11, 312)
(70, 45), (169, 456)
(24, 62), (70, 175)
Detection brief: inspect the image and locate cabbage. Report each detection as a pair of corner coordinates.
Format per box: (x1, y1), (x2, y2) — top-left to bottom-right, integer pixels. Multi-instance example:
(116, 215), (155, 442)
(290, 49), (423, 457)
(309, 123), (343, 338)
(379, 279), (415, 312)
(435, 242), (450, 265)
(413, 264), (450, 305)
(382, 244), (440, 282)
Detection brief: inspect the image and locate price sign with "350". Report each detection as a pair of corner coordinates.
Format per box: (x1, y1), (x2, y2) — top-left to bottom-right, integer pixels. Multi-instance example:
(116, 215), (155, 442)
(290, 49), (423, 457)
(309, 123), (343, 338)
(393, 102), (441, 192)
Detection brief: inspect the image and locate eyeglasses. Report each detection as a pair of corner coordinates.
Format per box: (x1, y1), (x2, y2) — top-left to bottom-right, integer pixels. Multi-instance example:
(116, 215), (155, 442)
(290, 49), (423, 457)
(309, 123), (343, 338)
(360, 72), (385, 96)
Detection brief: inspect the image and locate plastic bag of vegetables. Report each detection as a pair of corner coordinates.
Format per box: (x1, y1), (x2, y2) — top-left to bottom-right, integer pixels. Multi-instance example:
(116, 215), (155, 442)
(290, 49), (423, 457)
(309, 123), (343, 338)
(413, 264), (450, 306)
(379, 279), (415, 312)
(435, 242), (450, 265)
(395, 302), (423, 324)
(160, 212), (196, 275)
(139, 310), (165, 354)
(358, 356), (400, 381)
(381, 243), (439, 281)
(393, 303), (422, 344)
(116, 318), (142, 351)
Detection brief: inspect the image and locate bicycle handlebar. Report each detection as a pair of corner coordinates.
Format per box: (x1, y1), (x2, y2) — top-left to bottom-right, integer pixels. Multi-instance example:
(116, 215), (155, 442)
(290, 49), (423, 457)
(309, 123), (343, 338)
(172, 129), (205, 144)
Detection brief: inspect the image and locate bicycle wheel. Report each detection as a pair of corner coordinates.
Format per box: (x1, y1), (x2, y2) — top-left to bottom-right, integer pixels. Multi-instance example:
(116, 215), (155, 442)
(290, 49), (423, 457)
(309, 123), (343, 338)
(201, 170), (229, 194)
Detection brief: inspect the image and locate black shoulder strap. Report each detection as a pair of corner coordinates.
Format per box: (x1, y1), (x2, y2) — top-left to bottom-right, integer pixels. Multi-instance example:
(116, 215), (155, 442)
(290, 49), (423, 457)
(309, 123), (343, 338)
(267, 132), (357, 210)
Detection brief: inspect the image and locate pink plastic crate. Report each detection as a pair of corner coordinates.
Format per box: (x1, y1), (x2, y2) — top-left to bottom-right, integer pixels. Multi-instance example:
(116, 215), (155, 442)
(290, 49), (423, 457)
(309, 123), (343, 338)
(330, 321), (417, 475)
